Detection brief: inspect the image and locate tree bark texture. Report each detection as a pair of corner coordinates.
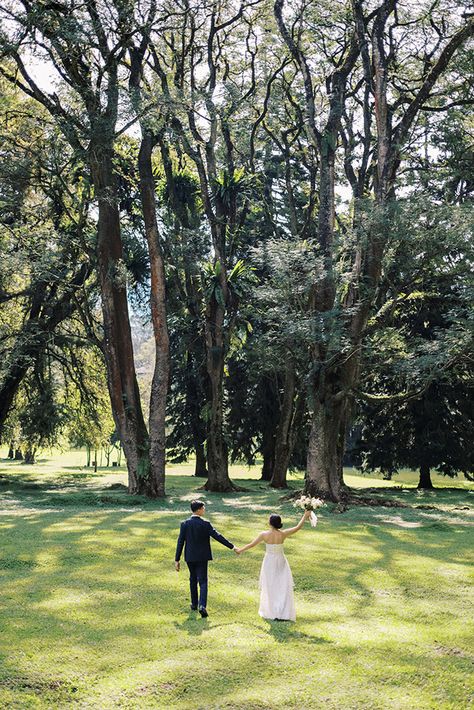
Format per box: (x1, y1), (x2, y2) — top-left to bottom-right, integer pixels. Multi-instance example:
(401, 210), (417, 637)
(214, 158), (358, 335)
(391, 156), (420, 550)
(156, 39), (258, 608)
(89, 138), (150, 495)
(306, 395), (346, 500)
(138, 132), (170, 497)
(194, 442), (208, 477)
(23, 447), (36, 464)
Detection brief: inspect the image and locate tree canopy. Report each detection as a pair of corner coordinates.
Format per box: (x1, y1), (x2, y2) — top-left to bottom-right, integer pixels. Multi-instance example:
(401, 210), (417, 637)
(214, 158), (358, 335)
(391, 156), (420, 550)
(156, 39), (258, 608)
(0, 0), (472, 499)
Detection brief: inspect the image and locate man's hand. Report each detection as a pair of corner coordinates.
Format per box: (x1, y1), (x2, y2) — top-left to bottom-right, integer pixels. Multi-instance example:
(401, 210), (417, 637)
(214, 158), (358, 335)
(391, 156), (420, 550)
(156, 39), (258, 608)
(175, 561), (180, 572)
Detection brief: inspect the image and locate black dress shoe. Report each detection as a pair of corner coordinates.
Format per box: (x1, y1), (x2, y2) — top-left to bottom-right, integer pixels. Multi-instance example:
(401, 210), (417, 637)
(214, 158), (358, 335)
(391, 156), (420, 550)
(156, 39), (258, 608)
(190, 605), (198, 611)
(199, 607), (208, 618)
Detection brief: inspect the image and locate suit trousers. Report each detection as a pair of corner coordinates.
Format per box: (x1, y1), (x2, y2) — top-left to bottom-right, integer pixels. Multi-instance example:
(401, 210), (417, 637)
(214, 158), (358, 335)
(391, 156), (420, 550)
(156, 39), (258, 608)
(186, 560), (208, 608)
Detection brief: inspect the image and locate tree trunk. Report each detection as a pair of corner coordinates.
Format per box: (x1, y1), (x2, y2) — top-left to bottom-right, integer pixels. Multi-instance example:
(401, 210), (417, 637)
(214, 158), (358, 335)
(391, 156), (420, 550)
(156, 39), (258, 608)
(194, 442), (208, 477)
(259, 378), (278, 481)
(418, 463), (434, 489)
(23, 447), (35, 464)
(305, 349), (360, 501)
(204, 348), (234, 491)
(274, 0), (360, 502)
(300, 9), (392, 503)
(138, 132), (170, 497)
(261, 454), (274, 481)
(305, 384), (349, 501)
(14, 449), (23, 461)
(271, 359), (296, 489)
(303, 144), (342, 500)
(260, 428), (275, 481)
(202, 238), (236, 491)
(89, 137), (150, 495)
(184, 353), (208, 478)
(8, 443), (14, 459)
(86, 445), (91, 467)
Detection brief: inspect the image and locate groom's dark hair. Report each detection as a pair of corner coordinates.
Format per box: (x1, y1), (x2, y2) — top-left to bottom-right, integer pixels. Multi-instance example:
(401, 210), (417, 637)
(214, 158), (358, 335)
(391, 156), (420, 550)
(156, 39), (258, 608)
(191, 500), (205, 512)
(269, 514), (283, 529)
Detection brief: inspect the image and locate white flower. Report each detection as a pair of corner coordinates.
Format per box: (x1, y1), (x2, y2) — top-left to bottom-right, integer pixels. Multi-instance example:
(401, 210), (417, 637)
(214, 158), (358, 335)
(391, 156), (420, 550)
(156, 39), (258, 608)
(294, 494), (325, 511)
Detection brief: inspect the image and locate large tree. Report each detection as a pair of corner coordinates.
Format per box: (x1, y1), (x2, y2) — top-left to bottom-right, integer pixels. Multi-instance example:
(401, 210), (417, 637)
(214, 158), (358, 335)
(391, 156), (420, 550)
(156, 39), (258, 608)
(272, 0), (473, 500)
(1, 0), (472, 501)
(0, 2), (156, 493)
(129, 12), (171, 497)
(0, 77), (94, 441)
(352, 208), (474, 488)
(145, 0), (264, 491)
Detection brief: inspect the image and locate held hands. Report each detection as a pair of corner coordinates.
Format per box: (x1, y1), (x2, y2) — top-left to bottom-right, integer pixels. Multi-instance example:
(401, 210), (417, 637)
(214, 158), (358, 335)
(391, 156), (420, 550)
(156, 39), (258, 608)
(175, 561), (180, 572)
(233, 547), (242, 555)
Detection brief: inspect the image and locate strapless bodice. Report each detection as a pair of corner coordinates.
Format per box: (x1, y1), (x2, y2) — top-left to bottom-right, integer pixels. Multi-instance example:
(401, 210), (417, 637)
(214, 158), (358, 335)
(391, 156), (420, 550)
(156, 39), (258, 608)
(265, 543), (284, 554)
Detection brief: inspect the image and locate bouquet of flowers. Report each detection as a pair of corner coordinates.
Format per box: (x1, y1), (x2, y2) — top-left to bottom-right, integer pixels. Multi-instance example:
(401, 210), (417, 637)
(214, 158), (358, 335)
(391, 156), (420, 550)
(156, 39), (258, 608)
(294, 495), (325, 527)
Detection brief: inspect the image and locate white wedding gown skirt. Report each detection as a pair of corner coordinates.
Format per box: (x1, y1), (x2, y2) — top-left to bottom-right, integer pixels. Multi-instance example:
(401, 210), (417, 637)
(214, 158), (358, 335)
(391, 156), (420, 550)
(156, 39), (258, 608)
(259, 543), (296, 621)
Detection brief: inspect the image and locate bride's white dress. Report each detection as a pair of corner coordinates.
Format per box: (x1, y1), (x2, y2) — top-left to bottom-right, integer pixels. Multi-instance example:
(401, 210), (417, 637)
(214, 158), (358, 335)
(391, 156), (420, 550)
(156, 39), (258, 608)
(259, 543), (296, 621)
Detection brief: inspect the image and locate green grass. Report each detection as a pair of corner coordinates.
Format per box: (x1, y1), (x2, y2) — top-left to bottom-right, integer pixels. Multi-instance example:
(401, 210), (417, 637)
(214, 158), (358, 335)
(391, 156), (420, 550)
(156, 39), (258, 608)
(0, 451), (473, 709)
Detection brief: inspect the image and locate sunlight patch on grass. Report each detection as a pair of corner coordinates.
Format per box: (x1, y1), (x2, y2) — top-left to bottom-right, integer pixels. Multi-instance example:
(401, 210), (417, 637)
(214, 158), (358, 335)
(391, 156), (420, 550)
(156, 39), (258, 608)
(0, 455), (472, 709)
(377, 515), (424, 527)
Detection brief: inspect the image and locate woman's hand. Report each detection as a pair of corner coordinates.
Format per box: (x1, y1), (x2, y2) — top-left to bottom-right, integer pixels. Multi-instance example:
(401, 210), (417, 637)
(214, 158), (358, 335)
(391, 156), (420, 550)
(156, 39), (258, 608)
(304, 509), (312, 520)
(234, 547), (242, 555)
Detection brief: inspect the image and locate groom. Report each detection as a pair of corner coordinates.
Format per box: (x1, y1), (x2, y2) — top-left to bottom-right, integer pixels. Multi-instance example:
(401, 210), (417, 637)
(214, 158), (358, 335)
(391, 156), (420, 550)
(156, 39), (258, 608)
(175, 500), (237, 618)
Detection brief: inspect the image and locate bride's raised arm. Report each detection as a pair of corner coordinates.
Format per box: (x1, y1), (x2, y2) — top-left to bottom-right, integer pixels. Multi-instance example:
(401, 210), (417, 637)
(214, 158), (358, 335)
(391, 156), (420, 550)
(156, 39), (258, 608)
(234, 532), (265, 555)
(281, 510), (311, 538)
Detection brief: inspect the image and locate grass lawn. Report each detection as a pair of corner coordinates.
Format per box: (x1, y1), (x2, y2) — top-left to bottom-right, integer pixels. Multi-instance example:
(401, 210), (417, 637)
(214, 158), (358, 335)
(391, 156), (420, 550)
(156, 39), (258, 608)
(0, 451), (473, 709)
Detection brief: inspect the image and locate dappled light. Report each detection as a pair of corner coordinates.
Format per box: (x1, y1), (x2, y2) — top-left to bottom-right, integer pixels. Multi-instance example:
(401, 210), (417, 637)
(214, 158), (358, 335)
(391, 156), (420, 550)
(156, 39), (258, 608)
(0, 454), (472, 708)
(0, 1), (473, 704)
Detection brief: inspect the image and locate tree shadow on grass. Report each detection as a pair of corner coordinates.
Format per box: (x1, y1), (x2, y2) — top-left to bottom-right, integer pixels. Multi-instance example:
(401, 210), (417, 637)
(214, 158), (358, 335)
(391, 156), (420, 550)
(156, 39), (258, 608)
(1, 474), (472, 655)
(347, 485), (473, 510)
(0, 471), (99, 490)
(0, 505), (472, 710)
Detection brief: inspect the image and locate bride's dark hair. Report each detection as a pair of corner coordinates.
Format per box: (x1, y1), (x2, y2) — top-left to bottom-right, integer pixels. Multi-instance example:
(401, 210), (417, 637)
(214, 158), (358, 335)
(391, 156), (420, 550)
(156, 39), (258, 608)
(269, 514), (282, 529)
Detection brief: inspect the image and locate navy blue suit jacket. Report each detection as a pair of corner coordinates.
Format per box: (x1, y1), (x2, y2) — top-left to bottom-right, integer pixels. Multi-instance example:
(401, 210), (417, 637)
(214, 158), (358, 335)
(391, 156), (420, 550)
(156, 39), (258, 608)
(175, 515), (234, 562)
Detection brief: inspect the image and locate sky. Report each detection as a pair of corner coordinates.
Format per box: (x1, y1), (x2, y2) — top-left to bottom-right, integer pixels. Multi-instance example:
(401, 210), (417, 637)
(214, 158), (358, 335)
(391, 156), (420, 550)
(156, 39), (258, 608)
(24, 54), (352, 203)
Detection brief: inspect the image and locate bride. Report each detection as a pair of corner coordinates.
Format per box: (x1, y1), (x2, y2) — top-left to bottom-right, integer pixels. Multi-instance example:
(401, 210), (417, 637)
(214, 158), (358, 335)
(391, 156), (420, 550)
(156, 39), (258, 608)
(235, 509), (311, 621)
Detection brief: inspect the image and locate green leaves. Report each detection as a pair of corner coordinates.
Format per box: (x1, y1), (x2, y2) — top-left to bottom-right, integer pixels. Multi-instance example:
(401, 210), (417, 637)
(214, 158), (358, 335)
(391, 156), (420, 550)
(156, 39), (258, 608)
(228, 259), (246, 282)
(202, 258), (255, 309)
(202, 260), (225, 308)
(212, 168), (251, 207)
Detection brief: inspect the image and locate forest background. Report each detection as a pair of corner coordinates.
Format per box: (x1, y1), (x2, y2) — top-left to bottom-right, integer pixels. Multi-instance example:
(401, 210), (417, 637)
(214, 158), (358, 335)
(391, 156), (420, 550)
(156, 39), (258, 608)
(0, 0), (473, 500)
